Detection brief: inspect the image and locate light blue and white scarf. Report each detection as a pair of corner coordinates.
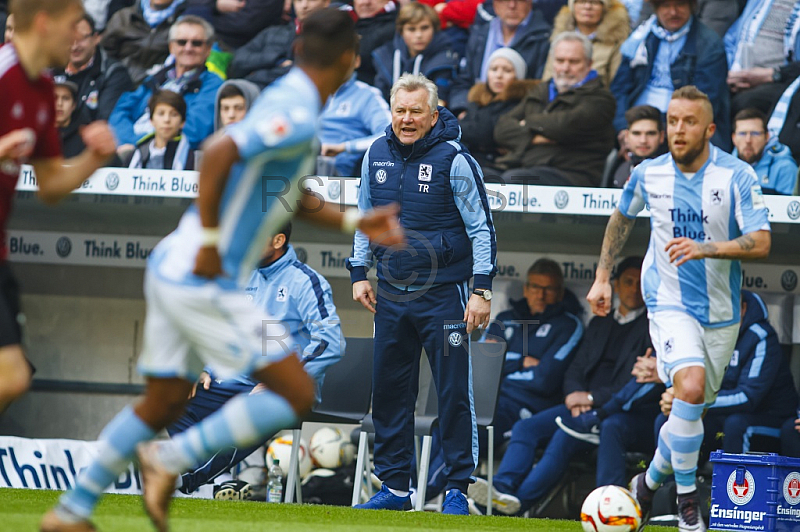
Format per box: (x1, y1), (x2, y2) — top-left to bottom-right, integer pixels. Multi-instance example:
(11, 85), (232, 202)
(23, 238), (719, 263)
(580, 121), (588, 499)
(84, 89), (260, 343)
(620, 15), (692, 68)
(767, 75), (800, 139)
(141, 0), (186, 28)
(784, 3), (800, 62)
(731, 0), (773, 71)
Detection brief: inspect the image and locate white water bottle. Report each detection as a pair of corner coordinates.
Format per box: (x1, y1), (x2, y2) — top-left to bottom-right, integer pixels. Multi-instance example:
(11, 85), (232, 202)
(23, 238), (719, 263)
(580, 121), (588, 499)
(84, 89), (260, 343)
(267, 459), (284, 503)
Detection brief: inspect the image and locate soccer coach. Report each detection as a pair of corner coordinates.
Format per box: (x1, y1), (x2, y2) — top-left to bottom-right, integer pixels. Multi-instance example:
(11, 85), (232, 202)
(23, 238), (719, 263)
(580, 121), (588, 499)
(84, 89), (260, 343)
(347, 73), (497, 515)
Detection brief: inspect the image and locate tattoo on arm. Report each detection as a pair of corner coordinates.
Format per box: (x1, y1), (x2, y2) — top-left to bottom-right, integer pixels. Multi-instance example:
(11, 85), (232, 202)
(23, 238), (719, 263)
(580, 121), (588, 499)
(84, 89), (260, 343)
(735, 234), (756, 252)
(599, 210), (635, 271)
(699, 242), (718, 257)
(700, 235), (756, 260)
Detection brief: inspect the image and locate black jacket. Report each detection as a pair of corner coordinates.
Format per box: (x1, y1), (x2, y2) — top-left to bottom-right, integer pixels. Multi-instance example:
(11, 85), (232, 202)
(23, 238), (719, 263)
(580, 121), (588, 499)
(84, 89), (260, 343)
(355, 9), (397, 85)
(189, 0), (284, 49)
(449, 9), (551, 113)
(58, 119), (86, 159)
(563, 310), (651, 408)
(57, 48), (133, 126)
(229, 22), (295, 88)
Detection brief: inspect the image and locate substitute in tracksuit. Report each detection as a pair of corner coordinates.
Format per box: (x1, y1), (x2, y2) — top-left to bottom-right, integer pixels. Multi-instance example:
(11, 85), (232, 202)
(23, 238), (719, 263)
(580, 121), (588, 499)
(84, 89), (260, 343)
(348, 73), (496, 515)
(485, 258), (584, 445)
(168, 222), (343, 495)
(318, 68), (392, 177)
(701, 290), (798, 454)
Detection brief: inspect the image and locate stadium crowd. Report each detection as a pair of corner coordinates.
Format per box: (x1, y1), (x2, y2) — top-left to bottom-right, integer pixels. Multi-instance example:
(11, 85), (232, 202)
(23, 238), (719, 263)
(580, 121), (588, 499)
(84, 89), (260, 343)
(2, 0), (800, 526)
(1, 0), (797, 191)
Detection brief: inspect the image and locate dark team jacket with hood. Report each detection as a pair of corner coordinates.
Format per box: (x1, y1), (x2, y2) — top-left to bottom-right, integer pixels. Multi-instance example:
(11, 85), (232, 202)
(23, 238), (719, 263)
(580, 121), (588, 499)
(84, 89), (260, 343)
(346, 107), (497, 290)
(372, 32), (459, 103)
(486, 290), (585, 411)
(706, 290), (798, 419)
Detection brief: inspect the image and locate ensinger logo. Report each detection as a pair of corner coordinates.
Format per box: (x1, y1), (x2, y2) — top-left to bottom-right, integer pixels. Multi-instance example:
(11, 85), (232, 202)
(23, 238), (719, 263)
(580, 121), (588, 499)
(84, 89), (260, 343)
(784, 472), (800, 505)
(294, 247), (307, 264)
(727, 470), (755, 506)
(105, 172), (120, 191)
(56, 237), (72, 258)
(782, 270), (798, 292)
(448, 331), (462, 347)
(375, 169), (387, 184)
(554, 190), (569, 209)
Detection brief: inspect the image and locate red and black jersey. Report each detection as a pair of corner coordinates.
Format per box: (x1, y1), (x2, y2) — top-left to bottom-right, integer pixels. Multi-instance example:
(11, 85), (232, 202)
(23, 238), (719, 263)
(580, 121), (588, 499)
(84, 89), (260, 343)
(0, 43), (62, 261)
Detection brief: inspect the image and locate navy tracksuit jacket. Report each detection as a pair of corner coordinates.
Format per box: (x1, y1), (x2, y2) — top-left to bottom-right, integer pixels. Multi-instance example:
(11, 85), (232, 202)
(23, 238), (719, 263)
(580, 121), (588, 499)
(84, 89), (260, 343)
(347, 107), (497, 493)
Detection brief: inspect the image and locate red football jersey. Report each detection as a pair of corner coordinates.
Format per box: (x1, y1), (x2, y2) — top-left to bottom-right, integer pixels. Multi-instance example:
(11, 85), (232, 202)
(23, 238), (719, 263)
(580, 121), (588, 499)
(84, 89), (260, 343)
(0, 43), (63, 261)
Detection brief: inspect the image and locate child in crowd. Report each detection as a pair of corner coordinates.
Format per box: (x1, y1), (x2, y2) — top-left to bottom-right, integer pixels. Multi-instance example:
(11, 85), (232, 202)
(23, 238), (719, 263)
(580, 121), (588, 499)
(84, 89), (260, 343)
(372, 2), (458, 105)
(126, 90), (194, 170)
(214, 79), (261, 131)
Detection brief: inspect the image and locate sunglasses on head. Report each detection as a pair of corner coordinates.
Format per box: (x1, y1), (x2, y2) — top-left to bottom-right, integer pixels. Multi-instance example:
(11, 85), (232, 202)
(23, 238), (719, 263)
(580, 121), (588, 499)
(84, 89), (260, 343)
(172, 39), (207, 47)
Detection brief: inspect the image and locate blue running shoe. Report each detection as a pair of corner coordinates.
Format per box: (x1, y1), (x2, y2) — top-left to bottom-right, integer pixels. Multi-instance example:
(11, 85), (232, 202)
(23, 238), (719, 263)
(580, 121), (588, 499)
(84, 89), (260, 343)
(441, 489), (469, 515)
(354, 485), (411, 511)
(555, 411), (601, 445)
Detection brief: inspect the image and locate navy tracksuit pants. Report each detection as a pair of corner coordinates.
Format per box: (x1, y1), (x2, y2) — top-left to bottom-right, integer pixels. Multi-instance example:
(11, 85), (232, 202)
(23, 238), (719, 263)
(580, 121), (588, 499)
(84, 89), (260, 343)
(372, 281), (477, 494)
(167, 379), (258, 494)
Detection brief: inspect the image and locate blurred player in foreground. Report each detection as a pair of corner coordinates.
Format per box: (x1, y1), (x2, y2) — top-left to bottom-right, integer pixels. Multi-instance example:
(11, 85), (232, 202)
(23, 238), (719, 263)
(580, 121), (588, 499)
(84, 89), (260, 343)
(41, 9), (402, 532)
(0, 0), (116, 416)
(587, 86), (770, 532)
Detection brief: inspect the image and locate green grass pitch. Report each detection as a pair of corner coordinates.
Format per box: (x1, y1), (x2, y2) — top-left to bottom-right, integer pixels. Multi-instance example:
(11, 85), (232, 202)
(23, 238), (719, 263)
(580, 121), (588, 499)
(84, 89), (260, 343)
(1, 488), (676, 531)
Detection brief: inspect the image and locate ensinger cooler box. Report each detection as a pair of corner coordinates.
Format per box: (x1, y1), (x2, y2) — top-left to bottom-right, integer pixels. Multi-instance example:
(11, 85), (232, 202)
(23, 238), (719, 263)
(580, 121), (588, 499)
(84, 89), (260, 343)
(710, 451), (800, 531)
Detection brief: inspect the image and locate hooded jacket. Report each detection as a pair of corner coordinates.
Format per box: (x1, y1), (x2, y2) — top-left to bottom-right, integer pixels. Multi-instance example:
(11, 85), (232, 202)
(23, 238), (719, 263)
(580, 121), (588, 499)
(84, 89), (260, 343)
(58, 47), (133, 125)
(733, 140), (799, 196)
(542, 0), (630, 86)
(213, 78), (261, 131)
(459, 78), (539, 168)
(347, 107), (497, 290)
(101, 0), (190, 85)
(706, 290), (798, 419)
(494, 74), (616, 186)
(449, 8), (552, 113)
(318, 74), (391, 177)
(488, 290), (585, 412)
(562, 305), (650, 408)
(372, 32), (459, 103)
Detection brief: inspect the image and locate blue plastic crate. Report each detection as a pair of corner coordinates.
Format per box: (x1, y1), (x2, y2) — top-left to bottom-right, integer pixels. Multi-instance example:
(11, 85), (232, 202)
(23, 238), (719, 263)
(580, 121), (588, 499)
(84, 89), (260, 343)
(710, 451), (800, 531)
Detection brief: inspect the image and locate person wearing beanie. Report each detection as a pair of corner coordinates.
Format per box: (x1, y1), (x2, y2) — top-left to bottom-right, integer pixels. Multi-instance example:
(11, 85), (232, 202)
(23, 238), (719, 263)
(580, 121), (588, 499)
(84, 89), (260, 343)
(460, 47), (539, 170)
(495, 32), (617, 187)
(543, 0), (630, 86)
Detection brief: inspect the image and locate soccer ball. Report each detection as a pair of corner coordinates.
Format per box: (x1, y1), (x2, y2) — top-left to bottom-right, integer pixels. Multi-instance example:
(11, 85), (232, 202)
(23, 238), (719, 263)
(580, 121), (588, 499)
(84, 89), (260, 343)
(580, 485), (642, 532)
(266, 432), (312, 478)
(309, 426), (356, 469)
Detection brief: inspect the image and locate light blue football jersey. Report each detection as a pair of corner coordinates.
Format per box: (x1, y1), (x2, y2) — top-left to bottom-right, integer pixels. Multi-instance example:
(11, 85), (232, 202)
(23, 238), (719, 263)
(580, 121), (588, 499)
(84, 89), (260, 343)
(148, 68), (321, 288)
(618, 145), (771, 327)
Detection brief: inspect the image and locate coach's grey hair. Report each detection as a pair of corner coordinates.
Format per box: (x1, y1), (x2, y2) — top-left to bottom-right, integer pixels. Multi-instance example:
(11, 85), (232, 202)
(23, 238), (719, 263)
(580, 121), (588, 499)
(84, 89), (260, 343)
(169, 14), (215, 44)
(551, 31), (593, 63)
(390, 73), (438, 114)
